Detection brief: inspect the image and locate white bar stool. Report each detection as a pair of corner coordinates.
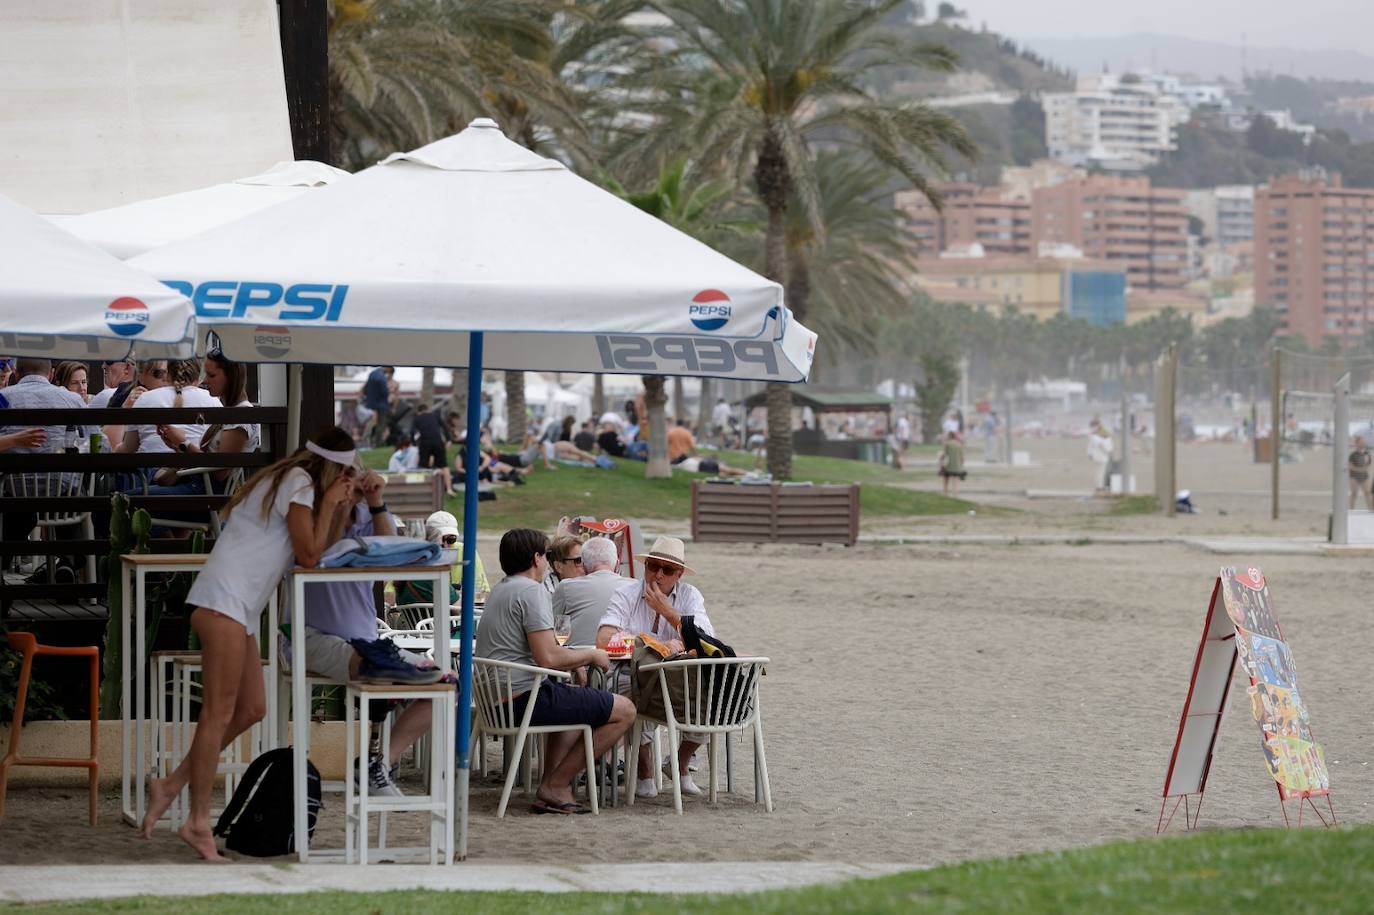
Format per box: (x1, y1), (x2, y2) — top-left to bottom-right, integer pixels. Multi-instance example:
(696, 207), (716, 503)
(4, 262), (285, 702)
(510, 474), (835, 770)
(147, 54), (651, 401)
(345, 681), (456, 865)
(166, 655), (269, 828)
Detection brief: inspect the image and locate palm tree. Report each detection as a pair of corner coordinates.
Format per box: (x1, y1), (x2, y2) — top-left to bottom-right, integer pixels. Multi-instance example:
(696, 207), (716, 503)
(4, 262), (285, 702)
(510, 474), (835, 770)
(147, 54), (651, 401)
(328, 0), (578, 171)
(613, 158), (752, 477)
(473, 1), (649, 445)
(781, 151), (919, 360)
(629, 0), (976, 478)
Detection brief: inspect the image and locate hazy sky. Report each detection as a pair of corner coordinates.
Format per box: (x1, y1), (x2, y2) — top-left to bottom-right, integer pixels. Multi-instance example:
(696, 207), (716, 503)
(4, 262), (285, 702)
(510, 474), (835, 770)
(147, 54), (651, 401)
(964, 0), (1374, 57)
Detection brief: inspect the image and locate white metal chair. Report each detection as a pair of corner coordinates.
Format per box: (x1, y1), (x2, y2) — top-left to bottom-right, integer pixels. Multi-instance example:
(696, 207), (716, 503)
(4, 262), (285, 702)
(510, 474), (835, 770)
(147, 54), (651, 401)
(389, 602), (435, 631)
(390, 602), (480, 633)
(629, 657), (772, 814)
(143, 466), (244, 537)
(471, 657), (599, 818)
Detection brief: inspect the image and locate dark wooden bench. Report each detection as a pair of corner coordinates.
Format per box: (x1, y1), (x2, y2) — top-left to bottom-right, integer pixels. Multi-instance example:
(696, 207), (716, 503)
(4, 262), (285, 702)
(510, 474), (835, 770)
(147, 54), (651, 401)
(690, 479), (860, 546)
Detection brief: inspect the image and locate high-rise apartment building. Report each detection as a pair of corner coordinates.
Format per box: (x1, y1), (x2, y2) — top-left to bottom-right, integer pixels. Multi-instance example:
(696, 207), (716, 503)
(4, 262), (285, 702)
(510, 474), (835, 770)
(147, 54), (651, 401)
(895, 183), (1031, 256)
(1042, 73), (1187, 170)
(1031, 175), (1190, 290)
(1185, 185), (1256, 250)
(1254, 173), (1374, 347)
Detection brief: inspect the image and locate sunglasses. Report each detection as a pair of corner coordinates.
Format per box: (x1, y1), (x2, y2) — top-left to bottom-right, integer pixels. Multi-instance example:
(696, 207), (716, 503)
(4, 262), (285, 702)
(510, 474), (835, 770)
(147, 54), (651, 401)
(441, 535), (458, 546)
(644, 560), (682, 575)
(557, 555), (583, 566)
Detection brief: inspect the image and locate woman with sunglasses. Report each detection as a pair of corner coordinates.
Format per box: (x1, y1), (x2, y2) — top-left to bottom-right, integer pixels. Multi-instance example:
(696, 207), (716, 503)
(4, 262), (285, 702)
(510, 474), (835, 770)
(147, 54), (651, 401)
(544, 534), (586, 595)
(392, 510), (491, 607)
(140, 426), (361, 860)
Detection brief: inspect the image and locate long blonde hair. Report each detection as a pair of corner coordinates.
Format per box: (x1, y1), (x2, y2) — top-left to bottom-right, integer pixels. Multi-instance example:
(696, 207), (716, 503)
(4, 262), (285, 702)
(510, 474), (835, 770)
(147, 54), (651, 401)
(222, 426), (356, 522)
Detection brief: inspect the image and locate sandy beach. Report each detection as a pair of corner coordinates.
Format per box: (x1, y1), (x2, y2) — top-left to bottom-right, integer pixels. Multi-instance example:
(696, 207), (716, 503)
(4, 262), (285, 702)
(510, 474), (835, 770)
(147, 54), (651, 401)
(4, 529), (1366, 867)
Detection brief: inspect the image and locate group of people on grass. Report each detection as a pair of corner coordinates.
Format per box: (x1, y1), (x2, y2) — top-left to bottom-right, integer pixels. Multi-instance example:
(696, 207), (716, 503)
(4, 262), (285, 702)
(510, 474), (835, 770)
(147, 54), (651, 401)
(372, 367), (753, 487)
(135, 423), (717, 857)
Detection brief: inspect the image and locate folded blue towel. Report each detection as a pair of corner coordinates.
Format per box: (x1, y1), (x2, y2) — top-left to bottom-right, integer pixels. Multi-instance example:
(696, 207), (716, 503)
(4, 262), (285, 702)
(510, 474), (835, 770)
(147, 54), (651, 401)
(320, 535), (442, 568)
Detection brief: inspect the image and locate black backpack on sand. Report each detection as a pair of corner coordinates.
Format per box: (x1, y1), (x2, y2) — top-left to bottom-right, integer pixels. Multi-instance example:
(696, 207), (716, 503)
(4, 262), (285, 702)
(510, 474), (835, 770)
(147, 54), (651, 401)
(213, 748), (322, 857)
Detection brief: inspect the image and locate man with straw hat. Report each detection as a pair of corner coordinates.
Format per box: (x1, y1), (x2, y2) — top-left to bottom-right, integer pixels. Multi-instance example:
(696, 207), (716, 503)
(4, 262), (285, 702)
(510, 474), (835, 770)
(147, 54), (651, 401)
(597, 536), (715, 799)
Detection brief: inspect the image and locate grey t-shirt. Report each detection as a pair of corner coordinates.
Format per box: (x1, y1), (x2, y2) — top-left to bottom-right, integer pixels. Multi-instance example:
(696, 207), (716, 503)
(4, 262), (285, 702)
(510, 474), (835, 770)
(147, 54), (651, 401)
(552, 570), (633, 648)
(475, 574), (553, 696)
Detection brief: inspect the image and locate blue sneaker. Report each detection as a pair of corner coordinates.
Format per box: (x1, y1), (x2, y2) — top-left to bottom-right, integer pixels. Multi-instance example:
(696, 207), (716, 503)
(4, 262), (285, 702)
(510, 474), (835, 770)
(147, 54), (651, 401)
(349, 638), (443, 684)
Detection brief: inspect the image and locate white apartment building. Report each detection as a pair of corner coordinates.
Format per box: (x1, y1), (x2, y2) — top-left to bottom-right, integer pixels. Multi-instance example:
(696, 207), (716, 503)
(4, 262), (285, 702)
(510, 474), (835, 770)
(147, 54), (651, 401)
(1184, 185), (1255, 251)
(1043, 73), (1188, 170)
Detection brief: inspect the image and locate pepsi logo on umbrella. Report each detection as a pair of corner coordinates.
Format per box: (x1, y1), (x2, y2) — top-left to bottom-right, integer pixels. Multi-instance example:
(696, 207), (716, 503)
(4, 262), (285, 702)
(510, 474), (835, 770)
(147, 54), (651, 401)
(105, 297), (149, 337)
(253, 325), (292, 359)
(688, 289), (731, 331)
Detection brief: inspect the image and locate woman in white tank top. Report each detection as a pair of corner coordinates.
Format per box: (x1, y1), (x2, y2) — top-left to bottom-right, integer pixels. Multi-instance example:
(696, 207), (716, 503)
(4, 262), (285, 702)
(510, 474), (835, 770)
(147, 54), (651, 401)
(139, 426), (362, 861)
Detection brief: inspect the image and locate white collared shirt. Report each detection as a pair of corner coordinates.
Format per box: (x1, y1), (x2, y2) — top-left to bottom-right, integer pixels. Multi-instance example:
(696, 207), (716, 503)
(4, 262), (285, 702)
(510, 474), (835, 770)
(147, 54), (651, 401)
(599, 578), (714, 640)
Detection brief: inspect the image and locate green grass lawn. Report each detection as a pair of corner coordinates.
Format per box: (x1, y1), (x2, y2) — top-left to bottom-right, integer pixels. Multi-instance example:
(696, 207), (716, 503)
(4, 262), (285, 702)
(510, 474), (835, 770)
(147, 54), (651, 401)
(363, 445), (971, 531)
(20, 824), (1374, 913)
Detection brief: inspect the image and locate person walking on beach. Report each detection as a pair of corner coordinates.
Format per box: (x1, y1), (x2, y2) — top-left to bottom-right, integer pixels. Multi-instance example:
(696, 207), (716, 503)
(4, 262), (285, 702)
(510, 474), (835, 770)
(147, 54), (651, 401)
(140, 426), (362, 860)
(938, 430), (966, 496)
(1087, 419), (1113, 496)
(1349, 436), (1372, 509)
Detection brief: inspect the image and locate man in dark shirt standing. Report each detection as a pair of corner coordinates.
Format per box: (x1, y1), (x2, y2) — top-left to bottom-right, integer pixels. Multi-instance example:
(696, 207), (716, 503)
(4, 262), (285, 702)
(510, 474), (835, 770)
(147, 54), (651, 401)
(411, 402), (453, 491)
(363, 366), (393, 448)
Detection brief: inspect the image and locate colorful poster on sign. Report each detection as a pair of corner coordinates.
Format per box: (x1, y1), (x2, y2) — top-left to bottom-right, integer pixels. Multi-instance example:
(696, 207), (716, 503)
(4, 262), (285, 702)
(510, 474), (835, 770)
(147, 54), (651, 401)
(1261, 737), (1331, 794)
(1246, 683), (1312, 742)
(1236, 631), (1299, 691)
(1221, 571), (1282, 639)
(1220, 566), (1331, 800)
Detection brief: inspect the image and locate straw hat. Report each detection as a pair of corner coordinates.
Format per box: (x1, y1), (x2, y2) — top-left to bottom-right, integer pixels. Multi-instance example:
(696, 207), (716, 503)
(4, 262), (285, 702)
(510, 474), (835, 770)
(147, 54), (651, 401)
(637, 535), (695, 574)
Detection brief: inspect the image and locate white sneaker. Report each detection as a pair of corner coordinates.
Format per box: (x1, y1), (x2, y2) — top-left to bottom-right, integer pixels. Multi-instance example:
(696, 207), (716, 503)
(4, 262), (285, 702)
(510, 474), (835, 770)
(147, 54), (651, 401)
(663, 764), (703, 797)
(635, 777), (659, 798)
(359, 754), (404, 798)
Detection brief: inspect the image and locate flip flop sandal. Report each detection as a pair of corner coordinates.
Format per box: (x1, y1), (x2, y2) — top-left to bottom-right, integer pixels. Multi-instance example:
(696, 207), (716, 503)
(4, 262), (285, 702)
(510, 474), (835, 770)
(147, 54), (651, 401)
(531, 800), (592, 815)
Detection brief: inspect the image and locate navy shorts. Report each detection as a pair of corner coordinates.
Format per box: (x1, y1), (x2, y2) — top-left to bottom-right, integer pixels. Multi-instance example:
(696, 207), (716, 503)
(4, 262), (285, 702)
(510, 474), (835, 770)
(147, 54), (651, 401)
(511, 680), (614, 728)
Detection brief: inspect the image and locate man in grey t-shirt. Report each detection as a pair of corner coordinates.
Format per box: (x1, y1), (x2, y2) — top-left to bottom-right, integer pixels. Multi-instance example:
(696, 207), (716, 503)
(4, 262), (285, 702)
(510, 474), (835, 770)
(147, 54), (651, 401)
(552, 536), (631, 647)
(475, 528), (635, 814)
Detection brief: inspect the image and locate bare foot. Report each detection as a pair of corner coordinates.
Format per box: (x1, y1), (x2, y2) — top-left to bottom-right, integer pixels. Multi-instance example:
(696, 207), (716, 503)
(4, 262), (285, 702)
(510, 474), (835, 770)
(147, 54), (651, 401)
(140, 777), (177, 838)
(536, 786), (574, 809)
(177, 821), (229, 862)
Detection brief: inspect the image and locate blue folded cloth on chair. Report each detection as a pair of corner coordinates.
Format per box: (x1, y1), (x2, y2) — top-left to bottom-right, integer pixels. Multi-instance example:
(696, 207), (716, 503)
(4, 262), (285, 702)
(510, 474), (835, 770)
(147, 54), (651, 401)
(320, 535), (442, 568)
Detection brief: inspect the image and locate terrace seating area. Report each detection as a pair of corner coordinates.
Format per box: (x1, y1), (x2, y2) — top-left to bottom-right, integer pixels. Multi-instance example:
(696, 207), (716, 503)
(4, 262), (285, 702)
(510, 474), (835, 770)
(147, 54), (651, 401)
(0, 405), (287, 631)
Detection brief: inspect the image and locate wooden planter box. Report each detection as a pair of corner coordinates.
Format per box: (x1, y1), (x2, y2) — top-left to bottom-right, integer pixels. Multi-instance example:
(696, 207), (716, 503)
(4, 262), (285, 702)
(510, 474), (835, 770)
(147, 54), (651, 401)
(690, 480), (859, 546)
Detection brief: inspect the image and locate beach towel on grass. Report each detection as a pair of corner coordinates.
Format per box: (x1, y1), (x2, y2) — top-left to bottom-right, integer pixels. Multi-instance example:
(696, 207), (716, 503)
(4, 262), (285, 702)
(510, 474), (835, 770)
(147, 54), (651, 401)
(321, 535), (441, 568)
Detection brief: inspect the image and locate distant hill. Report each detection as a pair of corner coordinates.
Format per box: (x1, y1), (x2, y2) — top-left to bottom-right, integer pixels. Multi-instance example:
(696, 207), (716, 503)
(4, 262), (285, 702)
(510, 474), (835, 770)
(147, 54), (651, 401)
(1245, 74), (1374, 143)
(1025, 32), (1374, 83)
(876, 21), (1073, 97)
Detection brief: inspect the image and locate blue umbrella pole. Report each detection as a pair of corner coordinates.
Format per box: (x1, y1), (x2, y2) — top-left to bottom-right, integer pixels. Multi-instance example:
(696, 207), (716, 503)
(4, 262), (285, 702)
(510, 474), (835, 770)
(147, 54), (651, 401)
(455, 331), (483, 860)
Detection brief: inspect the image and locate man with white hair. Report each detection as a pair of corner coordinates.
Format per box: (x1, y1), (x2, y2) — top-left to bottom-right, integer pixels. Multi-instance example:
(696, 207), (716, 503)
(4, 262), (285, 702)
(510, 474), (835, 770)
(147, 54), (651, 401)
(598, 536), (714, 799)
(552, 536), (630, 647)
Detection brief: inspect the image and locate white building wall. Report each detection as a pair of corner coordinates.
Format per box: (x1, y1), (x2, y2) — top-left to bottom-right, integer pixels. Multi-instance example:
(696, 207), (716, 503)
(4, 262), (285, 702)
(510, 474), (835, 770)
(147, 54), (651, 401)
(0, 0), (294, 213)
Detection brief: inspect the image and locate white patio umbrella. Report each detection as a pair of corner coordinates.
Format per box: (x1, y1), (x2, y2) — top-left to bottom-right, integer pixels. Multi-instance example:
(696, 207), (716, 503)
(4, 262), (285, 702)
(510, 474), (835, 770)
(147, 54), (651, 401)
(50, 160), (350, 259)
(0, 192), (194, 360)
(130, 119), (816, 381)
(128, 118), (817, 859)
